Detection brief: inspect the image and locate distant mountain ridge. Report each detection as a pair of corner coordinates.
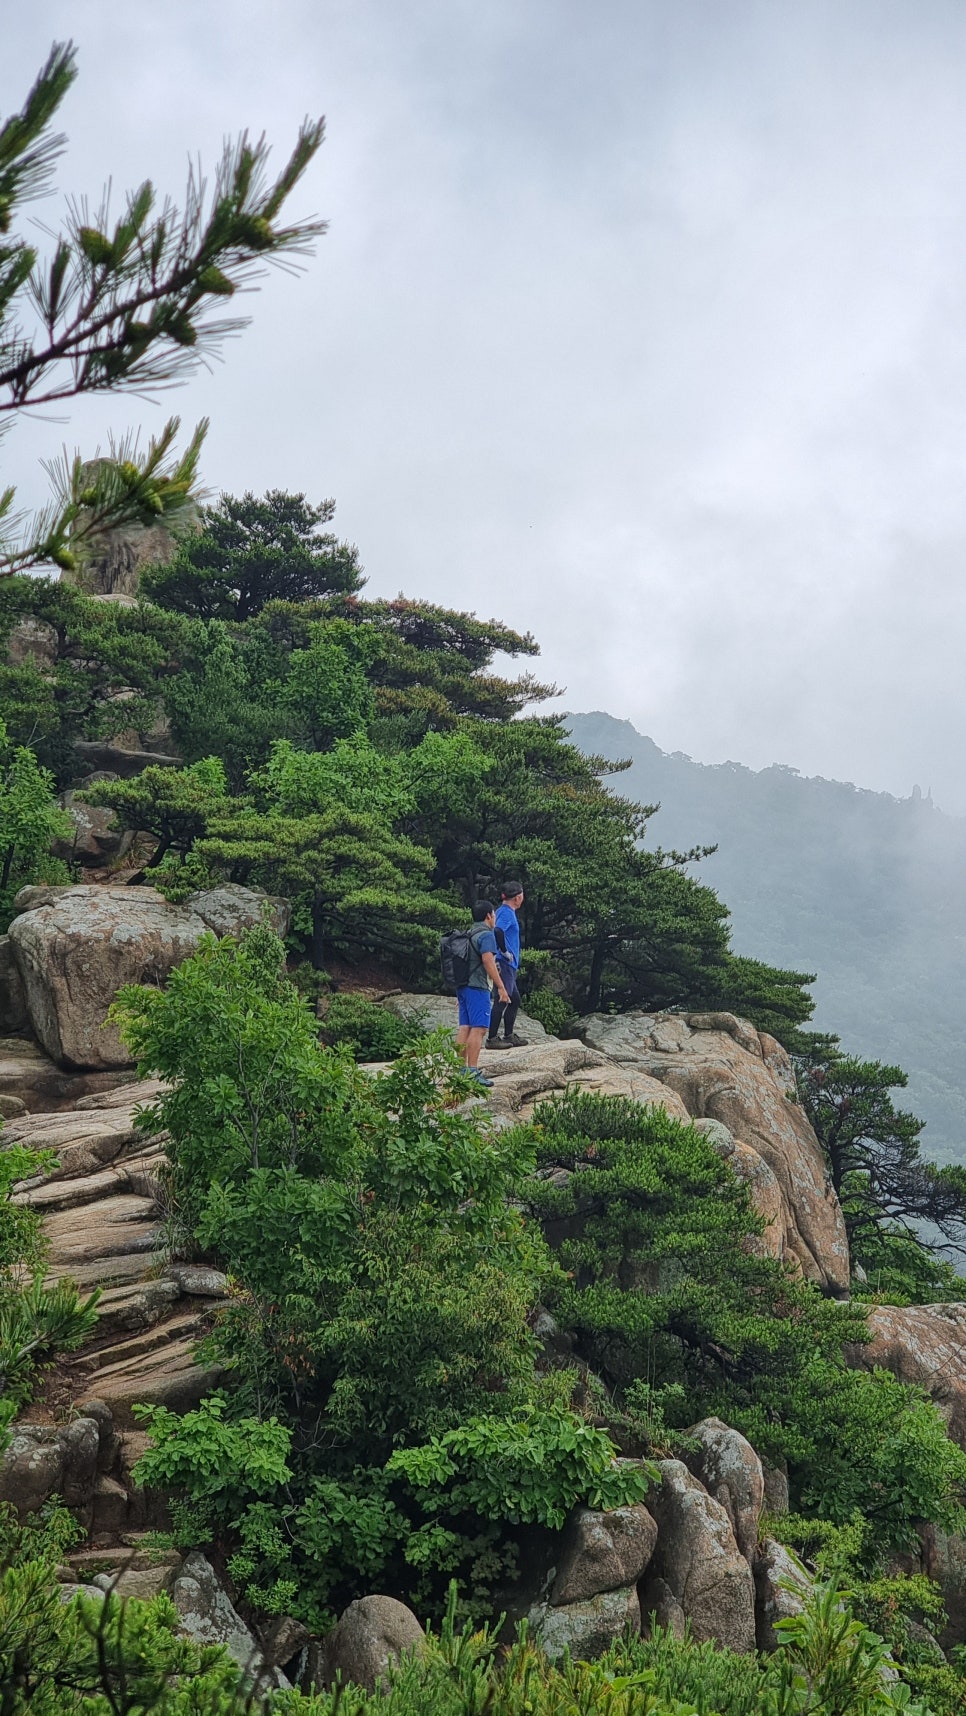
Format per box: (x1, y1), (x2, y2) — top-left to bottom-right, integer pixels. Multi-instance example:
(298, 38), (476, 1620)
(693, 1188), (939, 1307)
(565, 711), (966, 1168)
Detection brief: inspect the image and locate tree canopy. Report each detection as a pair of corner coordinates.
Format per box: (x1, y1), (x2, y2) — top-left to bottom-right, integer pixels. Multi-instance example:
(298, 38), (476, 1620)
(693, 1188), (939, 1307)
(139, 491), (364, 619)
(796, 1042), (966, 1259)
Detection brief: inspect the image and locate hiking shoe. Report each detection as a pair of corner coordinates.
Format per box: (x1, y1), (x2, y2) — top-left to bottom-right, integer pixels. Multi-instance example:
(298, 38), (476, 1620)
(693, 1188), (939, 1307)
(502, 1034), (529, 1048)
(485, 1035), (514, 1049)
(469, 1069), (494, 1088)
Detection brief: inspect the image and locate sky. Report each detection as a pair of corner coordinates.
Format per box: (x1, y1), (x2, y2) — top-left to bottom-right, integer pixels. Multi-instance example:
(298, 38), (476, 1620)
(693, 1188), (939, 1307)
(6, 2), (966, 809)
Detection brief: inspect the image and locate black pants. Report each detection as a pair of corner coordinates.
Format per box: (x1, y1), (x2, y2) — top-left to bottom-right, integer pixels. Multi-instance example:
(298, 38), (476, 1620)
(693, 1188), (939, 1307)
(489, 963), (521, 1040)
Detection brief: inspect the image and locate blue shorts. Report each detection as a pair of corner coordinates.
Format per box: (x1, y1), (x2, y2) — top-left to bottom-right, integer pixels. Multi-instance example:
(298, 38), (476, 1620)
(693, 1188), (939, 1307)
(457, 987), (491, 1029)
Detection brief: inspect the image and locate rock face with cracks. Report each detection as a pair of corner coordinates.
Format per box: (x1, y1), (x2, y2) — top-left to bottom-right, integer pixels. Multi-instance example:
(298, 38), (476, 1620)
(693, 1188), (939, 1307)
(577, 1010), (850, 1293)
(845, 1302), (966, 1448)
(683, 1418), (765, 1564)
(551, 1504), (657, 1605)
(642, 1459), (757, 1654)
(6, 884), (289, 1070)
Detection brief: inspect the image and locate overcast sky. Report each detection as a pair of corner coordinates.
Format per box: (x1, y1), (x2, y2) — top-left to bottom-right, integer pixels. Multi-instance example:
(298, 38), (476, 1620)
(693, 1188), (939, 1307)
(7, 3), (966, 808)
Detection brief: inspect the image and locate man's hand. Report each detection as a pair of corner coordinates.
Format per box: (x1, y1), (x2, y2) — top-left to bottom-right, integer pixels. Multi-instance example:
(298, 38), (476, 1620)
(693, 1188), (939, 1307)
(497, 985), (510, 1005)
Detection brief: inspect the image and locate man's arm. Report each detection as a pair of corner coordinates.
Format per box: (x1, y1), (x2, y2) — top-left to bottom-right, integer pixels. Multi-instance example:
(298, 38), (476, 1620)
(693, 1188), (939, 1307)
(482, 950), (510, 1003)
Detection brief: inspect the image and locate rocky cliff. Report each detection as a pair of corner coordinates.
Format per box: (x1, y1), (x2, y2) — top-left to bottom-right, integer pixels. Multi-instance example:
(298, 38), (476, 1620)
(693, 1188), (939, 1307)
(4, 891), (966, 1679)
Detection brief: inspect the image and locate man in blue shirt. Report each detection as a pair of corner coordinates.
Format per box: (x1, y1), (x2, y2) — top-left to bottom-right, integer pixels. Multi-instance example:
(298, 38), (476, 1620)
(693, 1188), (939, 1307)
(457, 900), (510, 1088)
(487, 880), (526, 1049)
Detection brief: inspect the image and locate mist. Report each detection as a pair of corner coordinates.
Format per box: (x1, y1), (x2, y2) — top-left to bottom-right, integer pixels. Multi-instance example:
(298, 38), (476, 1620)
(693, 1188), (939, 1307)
(5, 4), (966, 804)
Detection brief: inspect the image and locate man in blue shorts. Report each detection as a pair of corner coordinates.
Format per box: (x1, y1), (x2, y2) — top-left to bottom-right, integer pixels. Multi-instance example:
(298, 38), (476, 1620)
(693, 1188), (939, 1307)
(457, 900), (510, 1088)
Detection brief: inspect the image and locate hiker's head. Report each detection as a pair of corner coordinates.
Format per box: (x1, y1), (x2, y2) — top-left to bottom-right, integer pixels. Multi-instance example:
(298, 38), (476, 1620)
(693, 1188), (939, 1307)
(472, 899), (496, 926)
(501, 880), (524, 908)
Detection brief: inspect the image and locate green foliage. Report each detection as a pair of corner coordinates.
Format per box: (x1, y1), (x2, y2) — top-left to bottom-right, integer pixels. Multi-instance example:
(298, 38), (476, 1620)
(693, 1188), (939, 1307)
(520, 988), (574, 1036)
(83, 756), (229, 873)
(522, 1091), (966, 1561)
(0, 1132), (99, 1423)
(276, 1577), (930, 1716)
(140, 490), (364, 620)
(796, 1046), (966, 1259)
(0, 718), (70, 927)
(0, 45), (326, 576)
(110, 926), (549, 1448)
(851, 1226), (964, 1308)
(318, 994), (424, 1062)
(387, 1406), (655, 1530)
(0, 1503), (247, 1715)
(114, 930), (648, 1618)
(132, 1394), (292, 1503)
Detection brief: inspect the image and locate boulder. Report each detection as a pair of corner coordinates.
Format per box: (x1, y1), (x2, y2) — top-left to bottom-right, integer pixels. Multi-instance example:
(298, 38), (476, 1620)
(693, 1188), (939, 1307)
(0, 1416), (100, 1521)
(0, 938), (28, 1034)
(754, 1537), (811, 1651)
(321, 1596), (425, 1692)
(51, 790), (133, 866)
(919, 1527), (966, 1649)
(639, 1574), (687, 1637)
(186, 884), (291, 941)
(7, 884), (287, 1069)
(170, 1551), (286, 1689)
(683, 1418), (764, 1563)
(552, 1504), (657, 1605)
(644, 1459), (756, 1653)
(0, 1036), (133, 1112)
(6, 615), (58, 670)
(72, 741), (182, 778)
(529, 1586), (641, 1663)
(845, 1303), (966, 1448)
(577, 1011), (850, 1293)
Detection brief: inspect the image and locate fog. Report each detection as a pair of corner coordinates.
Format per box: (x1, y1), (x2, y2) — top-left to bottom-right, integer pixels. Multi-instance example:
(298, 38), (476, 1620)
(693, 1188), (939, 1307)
(6, 4), (966, 807)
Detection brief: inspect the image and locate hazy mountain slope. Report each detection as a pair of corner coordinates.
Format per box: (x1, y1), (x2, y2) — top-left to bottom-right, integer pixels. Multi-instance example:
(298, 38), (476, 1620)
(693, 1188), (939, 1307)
(566, 712), (966, 1167)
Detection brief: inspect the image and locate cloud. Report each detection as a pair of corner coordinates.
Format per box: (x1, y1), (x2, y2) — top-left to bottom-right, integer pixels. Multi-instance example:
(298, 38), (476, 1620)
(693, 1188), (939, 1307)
(6, 2), (966, 805)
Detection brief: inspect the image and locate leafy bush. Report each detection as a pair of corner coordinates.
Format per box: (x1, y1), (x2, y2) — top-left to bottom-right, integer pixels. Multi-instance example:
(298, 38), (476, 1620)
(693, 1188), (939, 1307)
(522, 1091), (966, 1562)
(119, 929), (642, 1619)
(274, 1577), (930, 1716)
(318, 993), (425, 1061)
(519, 988), (574, 1037)
(0, 718), (71, 929)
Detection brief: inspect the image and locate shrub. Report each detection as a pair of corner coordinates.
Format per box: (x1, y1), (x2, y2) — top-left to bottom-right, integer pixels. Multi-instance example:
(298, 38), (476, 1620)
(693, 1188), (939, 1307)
(119, 929), (640, 1620)
(0, 1502), (248, 1715)
(522, 1091), (966, 1562)
(519, 988), (574, 1037)
(318, 993), (425, 1061)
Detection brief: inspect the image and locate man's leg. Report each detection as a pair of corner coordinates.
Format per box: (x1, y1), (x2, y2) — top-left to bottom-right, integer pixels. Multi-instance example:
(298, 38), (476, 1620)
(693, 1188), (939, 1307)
(456, 1024), (471, 1064)
(501, 974), (522, 1040)
(488, 987), (507, 1042)
(463, 1025), (488, 1068)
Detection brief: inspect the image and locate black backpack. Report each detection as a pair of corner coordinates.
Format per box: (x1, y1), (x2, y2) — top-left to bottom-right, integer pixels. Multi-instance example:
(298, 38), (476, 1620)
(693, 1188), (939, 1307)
(440, 926), (481, 992)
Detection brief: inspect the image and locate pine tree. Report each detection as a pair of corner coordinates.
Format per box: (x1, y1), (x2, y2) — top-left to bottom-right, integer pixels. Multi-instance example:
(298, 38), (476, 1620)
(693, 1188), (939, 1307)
(0, 43), (325, 575)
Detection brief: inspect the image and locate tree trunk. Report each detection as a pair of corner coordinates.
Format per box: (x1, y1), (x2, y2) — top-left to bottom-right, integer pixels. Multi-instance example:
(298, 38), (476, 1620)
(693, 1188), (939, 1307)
(310, 893), (327, 970)
(587, 938), (607, 1013)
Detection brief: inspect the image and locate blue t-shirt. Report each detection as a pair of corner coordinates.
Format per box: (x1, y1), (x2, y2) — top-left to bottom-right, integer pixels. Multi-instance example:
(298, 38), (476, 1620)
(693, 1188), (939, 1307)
(494, 903), (520, 969)
(466, 926), (497, 988)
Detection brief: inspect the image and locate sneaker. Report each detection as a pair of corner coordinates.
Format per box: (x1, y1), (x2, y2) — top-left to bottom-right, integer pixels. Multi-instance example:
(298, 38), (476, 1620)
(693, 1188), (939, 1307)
(485, 1035), (514, 1049)
(469, 1068), (494, 1088)
(502, 1034), (529, 1048)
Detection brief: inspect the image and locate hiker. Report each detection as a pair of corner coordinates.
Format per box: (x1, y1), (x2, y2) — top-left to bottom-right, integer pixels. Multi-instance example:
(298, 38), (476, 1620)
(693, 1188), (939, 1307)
(456, 900), (510, 1087)
(487, 880), (527, 1049)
